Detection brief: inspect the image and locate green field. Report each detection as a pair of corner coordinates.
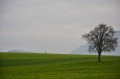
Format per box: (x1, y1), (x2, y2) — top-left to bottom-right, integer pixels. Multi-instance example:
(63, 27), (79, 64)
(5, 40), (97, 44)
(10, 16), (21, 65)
(0, 53), (120, 79)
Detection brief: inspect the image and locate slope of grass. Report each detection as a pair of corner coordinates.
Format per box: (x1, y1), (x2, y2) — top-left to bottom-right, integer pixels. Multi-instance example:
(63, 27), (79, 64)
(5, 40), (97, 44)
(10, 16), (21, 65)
(0, 52), (120, 79)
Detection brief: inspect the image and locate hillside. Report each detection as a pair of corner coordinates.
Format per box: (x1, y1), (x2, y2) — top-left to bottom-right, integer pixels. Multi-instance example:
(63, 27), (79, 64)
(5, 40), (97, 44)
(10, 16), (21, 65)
(0, 53), (120, 79)
(71, 30), (120, 55)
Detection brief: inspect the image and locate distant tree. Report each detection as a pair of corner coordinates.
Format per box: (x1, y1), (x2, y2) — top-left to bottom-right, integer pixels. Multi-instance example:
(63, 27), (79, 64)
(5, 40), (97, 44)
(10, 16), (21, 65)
(82, 24), (118, 61)
(45, 51), (47, 54)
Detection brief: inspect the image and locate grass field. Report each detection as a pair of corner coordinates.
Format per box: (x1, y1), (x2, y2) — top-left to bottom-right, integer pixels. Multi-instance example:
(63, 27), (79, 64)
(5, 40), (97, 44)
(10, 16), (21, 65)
(0, 52), (120, 79)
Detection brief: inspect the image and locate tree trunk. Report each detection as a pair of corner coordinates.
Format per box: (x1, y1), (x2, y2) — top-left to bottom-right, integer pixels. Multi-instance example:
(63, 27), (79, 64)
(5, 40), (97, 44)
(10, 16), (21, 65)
(98, 52), (101, 62)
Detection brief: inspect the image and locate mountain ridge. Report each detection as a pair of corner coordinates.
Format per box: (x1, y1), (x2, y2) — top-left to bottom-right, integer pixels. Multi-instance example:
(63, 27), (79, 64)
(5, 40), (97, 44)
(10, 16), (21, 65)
(71, 30), (120, 55)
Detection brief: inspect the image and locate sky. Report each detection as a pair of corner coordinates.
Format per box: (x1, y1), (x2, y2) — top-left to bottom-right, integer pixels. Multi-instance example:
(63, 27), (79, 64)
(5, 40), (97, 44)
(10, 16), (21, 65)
(0, 0), (120, 53)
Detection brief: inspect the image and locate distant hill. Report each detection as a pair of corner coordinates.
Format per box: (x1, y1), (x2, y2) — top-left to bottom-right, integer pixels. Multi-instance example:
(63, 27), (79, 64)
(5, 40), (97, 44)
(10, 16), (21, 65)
(8, 50), (27, 52)
(71, 30), (120, 55)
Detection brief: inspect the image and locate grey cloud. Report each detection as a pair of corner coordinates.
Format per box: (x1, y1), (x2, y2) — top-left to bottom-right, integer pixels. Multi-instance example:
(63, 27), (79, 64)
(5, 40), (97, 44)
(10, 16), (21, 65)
(0, 0), (120, 53)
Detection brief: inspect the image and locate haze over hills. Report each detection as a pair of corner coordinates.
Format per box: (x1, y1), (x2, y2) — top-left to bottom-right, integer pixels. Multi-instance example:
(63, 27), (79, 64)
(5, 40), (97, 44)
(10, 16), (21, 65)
(8, 50), (28, 53)
(71, 30), (120, 55)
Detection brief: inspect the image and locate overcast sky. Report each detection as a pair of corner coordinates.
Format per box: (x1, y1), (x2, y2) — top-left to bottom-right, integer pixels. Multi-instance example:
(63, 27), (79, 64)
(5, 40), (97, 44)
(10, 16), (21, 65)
(0, 0), (120, 53)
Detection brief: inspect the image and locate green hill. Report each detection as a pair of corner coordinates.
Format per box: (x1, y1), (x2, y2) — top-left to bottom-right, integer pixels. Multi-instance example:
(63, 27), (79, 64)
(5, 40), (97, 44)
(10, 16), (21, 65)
(0, 53), (120, 79)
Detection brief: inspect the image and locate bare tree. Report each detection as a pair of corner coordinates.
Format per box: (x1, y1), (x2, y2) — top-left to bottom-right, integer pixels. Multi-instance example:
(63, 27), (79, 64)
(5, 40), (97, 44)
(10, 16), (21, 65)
(82, 24), (118, 61)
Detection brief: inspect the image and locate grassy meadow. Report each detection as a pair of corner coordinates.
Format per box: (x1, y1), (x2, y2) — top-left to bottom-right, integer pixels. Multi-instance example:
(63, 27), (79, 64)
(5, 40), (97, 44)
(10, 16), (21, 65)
(0, 52), (120, 79)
